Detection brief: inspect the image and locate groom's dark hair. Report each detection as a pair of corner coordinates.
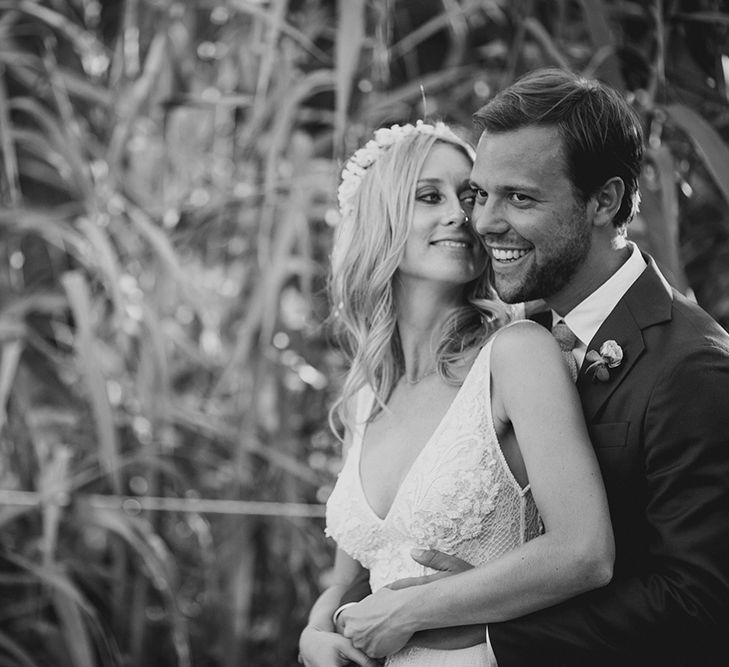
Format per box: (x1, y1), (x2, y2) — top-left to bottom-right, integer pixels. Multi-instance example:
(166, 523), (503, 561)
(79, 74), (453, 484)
(473, 68), (644, 228)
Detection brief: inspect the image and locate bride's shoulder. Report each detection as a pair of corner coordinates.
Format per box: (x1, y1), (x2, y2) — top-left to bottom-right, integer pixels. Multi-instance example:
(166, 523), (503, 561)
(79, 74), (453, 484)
(467, 320), (547, 372)
(489, 319), (561, 369)
(494, 318), (553, 344)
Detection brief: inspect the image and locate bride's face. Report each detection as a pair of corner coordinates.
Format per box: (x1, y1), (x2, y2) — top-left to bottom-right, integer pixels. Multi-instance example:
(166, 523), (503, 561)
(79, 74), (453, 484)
(397, 142), (485, 288)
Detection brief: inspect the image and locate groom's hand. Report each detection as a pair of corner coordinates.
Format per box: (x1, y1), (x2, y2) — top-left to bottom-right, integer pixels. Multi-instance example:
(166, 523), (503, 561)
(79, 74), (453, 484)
(386, 548), (473, 590)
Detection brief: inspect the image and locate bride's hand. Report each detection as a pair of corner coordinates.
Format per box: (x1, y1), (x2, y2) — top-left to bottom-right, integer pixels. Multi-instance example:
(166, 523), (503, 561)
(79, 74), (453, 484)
(298, 625), (382, 667)
(339, 588), (415, 658)
(386, 549), (473, 590)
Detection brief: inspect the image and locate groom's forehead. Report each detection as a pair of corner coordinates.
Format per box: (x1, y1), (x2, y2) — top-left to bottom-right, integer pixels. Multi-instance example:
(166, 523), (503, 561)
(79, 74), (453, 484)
(475, 125), (565, 158)
(472, 127), (569, 183)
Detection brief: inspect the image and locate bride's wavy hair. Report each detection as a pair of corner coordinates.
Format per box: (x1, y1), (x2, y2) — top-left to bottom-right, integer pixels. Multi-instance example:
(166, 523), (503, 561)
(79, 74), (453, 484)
(328, 127), (512, 437)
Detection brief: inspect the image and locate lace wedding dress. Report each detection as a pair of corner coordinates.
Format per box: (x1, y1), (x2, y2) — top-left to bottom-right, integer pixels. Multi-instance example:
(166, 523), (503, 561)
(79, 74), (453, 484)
(326, 333), (543, 666)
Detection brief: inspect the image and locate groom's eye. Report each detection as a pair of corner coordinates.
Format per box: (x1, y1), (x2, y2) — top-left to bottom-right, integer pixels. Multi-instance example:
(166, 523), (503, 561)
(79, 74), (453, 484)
(509, 192), (532, 205)
(460, 190), (476, 210)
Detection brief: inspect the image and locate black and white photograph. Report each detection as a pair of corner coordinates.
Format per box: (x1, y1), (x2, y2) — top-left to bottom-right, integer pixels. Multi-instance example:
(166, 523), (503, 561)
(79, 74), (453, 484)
(1, 1), (729, 666)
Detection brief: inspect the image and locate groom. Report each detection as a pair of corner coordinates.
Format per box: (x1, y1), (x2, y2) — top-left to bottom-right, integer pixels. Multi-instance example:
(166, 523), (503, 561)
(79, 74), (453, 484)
(336, 68), (729, 665)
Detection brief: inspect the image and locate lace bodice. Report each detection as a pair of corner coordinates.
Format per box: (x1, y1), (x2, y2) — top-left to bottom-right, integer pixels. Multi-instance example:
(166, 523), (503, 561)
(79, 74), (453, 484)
(325, 332), (543, 666)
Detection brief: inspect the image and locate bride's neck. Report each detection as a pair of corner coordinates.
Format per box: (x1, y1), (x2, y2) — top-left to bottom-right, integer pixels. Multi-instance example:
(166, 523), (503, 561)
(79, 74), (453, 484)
(394, 282), (463, 377)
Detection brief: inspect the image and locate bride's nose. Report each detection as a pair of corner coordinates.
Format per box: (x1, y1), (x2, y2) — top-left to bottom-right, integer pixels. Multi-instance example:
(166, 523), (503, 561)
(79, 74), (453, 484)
(444, 206), (469, 226)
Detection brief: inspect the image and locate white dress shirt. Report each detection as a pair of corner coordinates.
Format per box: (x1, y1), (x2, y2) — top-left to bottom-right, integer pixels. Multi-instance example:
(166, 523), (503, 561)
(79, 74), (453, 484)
(551, 243), (647, 370)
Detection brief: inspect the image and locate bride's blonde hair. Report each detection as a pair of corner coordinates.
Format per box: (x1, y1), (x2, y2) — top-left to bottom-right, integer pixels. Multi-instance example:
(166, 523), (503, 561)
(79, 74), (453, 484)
(328, 123), (511, 436)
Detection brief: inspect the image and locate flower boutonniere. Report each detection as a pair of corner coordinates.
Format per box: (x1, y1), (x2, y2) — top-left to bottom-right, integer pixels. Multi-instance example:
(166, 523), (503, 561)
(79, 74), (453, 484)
(584, 340), (624, 382)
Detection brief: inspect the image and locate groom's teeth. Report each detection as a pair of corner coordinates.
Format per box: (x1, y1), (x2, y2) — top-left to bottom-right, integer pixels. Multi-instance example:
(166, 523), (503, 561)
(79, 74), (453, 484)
(491, 248), (529, 262)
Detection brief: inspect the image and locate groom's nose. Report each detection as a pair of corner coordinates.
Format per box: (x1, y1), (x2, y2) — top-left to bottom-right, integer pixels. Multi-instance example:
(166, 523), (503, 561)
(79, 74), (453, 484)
(472, 199), (509, 238)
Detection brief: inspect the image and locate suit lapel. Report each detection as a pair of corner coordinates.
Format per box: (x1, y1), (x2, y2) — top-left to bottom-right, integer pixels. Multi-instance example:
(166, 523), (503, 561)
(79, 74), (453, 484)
(576, 255), (673, 421)
(576, 299), (644, 420)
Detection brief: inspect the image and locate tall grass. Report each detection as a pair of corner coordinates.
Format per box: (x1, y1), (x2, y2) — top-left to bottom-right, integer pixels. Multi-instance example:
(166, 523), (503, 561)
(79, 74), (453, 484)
(0, 1), (727, 665)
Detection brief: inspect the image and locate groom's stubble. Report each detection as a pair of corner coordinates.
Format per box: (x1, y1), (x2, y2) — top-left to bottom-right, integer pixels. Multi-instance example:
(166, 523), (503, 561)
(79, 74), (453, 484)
(492, 200), (594, 305)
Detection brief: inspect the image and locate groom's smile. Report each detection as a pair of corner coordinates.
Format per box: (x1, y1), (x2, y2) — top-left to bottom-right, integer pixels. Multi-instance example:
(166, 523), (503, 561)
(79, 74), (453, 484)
(489, 246), (532, 263)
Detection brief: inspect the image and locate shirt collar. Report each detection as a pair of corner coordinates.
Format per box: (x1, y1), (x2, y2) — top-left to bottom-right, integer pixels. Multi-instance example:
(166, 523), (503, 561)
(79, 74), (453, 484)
(551, 242), (647, 348)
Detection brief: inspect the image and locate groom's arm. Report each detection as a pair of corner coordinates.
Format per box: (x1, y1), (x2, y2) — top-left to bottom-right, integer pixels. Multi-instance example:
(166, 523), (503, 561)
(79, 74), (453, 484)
(388, 553), (487, 650)
(339, 570), (371, 606)
(335, 561), (487, 650)
(490, 341), (729, 666)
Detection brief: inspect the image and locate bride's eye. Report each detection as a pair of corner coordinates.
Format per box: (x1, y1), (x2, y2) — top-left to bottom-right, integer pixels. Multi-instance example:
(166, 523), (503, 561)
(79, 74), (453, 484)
(417, 190), (443, 204)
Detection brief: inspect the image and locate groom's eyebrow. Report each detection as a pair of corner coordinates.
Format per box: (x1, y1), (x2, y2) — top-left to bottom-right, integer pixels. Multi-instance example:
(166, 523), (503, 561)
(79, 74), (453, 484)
(469, 179), (540, 195)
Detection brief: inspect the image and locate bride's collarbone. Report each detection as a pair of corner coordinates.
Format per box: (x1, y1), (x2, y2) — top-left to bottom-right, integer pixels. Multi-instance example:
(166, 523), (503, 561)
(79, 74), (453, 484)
(361, 381), (458, 478)
(377, 380), (458, 434)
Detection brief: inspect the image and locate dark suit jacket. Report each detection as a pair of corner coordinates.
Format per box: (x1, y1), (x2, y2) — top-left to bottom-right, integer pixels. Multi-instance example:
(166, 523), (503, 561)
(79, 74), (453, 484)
(489, 257), (729, 666)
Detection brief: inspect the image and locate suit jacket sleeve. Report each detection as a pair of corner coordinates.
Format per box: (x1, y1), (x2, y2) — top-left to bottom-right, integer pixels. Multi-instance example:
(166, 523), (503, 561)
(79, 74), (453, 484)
(489, 341), (729, 666)
(339, 569), (371, 606)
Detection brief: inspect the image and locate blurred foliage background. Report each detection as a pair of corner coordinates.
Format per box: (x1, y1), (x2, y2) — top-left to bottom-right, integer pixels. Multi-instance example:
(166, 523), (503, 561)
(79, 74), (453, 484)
(0, 0), (728, 665)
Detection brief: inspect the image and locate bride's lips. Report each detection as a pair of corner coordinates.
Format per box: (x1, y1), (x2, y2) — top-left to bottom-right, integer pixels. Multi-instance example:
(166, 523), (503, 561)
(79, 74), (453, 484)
(431, 237), (475, 250)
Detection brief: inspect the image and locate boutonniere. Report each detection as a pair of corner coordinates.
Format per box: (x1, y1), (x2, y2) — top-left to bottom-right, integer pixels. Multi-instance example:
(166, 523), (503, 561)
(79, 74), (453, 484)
(584, 340), (624, 382)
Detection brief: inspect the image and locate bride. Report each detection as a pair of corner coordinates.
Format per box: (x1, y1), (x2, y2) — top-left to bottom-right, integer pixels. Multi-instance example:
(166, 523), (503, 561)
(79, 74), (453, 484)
(298, 121), (613, 666)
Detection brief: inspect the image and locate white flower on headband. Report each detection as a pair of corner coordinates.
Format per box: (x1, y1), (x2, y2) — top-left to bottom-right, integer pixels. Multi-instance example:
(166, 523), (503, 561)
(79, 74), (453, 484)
(337, 120), (460, 219)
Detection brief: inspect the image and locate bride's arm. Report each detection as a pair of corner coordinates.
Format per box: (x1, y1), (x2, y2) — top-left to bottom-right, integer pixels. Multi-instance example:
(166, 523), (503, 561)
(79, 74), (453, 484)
(304, 418), (361, 634)
(300, 414), (381, 667)
(307, 549), (363, 631)
(299, 548), (380, 667)
(339, 321), (614, 657)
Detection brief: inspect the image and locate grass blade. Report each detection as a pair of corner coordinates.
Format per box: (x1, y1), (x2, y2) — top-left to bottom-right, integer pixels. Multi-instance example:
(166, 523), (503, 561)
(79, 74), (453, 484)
(670, 11), (729, 27)
(107, 30), (168, 180)
(578, 0), (625, 87)
(3, 552), (98, 618)
(61, 271), (122, 492)
(0, 339), (23, 433)
(123, 200), (205, 315)
(665, 103), (729, 218)
(229, 0), (329, 60)
(390, 0), (499, 61)
(2, 1), (106, 63)
(255, 0), (287, 101)
(635, 145), (688, 291)
(52, 591), (97, 667)
(79, 503), (191, 667)
(0, 630), (40, 667)
(38, 445), (72, 566)
(0, 64), (20, 205)
(523, 18), (571, 70)
(76, 216), (125, 324)
(335, 0), (365, 147)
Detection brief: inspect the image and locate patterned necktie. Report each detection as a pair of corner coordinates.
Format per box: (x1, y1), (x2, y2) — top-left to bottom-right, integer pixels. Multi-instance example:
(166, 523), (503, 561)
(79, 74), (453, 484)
(552, 320), (578, 382)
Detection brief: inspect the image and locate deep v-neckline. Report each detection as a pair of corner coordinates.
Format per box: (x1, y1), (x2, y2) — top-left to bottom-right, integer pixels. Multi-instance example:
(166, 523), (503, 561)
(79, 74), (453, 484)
(355, 347), (485, 523)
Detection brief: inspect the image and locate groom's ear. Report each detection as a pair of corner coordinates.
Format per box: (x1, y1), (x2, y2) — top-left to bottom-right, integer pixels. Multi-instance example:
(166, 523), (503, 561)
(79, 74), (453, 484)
(590, 177), (625, 229)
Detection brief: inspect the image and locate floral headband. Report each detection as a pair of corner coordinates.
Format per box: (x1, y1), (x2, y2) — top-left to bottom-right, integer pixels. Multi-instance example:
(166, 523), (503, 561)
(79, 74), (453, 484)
(337, 120), (467, 219)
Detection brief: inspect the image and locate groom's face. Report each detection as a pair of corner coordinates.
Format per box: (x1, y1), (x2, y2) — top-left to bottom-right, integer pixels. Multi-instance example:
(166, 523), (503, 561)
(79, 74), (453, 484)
(470, 125), (593, 306)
